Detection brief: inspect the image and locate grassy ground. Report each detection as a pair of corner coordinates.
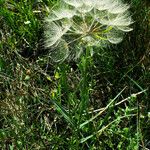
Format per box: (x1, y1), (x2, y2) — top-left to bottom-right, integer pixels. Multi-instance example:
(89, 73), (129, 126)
(0, 0), (150, 149)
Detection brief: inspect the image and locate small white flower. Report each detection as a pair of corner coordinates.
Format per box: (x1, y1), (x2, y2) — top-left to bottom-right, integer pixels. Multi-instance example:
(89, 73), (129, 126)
(77, 4), (93, 13)
(117, 26), (133, 32)
(99, 13), (130, 26)
(108, 3), (130, 14)
(63, 0), (83, 8)
(45, 7), (76, 22)
(44, 0), (133, 62)
(107, 29), (123, 44)
(49, 39), (69, 62)
(78, 0), (95, 13)
(83, 0), (95, 6)
(99, 13), (133, 31)
(148, 112), (150, 118)
(53, 8), (76, 19)
(24, 21), (31, 24)
(95, 0), (114, 11)
(44, 22), (64, 47)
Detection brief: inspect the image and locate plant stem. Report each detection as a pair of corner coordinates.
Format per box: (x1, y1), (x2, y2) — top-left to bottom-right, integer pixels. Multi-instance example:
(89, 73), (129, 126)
(79, 47), (91, 117)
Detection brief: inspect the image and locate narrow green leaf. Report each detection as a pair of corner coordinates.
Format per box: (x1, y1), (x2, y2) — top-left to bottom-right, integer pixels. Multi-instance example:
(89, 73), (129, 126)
(127, 75), (147, 96)
(80, 87), (126, 128)
(51, 99), (74, 127)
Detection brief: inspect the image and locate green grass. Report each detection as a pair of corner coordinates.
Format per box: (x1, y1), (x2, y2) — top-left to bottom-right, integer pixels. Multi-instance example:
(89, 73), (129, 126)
(0, 0), (150, 149)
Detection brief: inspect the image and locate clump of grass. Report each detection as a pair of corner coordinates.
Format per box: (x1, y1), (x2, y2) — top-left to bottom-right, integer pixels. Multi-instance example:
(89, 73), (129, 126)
(0, 0), (150, 149)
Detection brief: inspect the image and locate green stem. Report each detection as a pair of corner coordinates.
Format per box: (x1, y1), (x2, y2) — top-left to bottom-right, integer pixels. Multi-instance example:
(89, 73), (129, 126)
(79, 46), (91, 117)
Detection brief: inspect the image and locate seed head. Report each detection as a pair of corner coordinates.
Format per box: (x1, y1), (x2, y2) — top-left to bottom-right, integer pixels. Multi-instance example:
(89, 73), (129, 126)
(44, 0), (133, 62)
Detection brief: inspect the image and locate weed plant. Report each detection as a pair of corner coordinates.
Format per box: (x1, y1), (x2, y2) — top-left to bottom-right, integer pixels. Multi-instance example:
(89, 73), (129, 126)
(0, 0), (150, 149)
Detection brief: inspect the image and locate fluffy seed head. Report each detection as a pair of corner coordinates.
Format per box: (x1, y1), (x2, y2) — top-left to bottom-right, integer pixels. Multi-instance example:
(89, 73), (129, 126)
(44, 0), (133, 62)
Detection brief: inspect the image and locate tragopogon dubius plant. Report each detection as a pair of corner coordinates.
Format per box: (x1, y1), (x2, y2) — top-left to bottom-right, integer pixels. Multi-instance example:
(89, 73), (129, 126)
(44, 0), (133, 62)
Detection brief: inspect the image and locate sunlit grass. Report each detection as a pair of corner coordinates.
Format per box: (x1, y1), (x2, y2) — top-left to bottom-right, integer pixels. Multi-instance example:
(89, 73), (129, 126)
(0, 0), (150, 149)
